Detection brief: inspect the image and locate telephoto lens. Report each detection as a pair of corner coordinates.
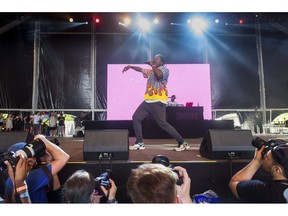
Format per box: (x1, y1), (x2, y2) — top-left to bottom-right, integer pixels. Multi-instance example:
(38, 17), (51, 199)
(251, 137), (287, 155)
(16, 139), (46, 158)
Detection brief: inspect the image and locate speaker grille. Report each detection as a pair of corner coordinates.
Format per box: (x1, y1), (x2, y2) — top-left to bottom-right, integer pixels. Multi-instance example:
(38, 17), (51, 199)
(200, 129), (254, 159)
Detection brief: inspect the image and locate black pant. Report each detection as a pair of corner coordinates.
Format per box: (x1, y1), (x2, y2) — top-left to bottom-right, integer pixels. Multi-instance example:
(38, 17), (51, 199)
(132, 101), (184, 144)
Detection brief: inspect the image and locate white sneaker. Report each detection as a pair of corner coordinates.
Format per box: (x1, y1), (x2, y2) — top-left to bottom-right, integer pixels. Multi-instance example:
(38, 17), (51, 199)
(174, 141), (190, 152)
(130, 142), (145, 150)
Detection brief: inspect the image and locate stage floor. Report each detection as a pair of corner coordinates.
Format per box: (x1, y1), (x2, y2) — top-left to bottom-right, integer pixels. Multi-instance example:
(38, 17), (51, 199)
(57, 133), (288, 164)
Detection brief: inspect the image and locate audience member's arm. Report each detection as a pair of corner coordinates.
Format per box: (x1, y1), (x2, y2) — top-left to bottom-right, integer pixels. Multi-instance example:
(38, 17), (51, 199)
(173, 166), (193, 203)
(5, 155), (31, 203)
(34, 134), (70, 175)
(229, 145), (265, 199)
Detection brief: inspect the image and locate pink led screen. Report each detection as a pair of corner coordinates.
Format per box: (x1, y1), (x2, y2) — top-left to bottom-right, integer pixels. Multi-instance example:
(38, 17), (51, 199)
(107, 64), (212, 120)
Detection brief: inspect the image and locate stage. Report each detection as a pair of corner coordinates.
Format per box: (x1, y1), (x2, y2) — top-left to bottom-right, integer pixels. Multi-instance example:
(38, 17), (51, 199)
(55, 133), (288, 203)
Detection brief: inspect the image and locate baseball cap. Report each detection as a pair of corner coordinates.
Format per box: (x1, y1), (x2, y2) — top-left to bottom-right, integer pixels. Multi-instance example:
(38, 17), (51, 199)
(271, 144), (288, 175)
(7, 142), (26, 153)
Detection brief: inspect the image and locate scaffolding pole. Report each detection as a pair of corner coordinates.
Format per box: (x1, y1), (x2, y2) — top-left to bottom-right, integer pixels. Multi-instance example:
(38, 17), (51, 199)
(32, 20), (40, 114)
(255, 18), (267, 124)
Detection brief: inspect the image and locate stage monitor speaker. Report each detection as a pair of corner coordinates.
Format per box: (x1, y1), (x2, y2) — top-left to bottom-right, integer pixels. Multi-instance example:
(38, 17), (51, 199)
(83, 129), (129, 161)
(0, 131), (33, 153)
(199, 129), (255, 159)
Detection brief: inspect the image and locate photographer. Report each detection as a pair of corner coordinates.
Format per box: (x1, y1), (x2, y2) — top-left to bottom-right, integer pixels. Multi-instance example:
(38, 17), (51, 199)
(229, 142), (288, 203)
(127, 163), (192, 203)
(5, 134), (70, 203)
(62, 169), (117, 203)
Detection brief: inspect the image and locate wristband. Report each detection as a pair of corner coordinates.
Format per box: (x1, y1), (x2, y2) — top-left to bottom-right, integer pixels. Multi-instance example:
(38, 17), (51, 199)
(19, 191), (29, 199)
(16, 185), (27, 193)
(107, 198), (118, 204)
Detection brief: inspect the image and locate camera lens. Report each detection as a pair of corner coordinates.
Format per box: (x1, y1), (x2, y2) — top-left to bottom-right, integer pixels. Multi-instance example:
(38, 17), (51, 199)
(16, 139), (46, 158)
(0, 152), (19, 172)
(251, 137), (267, 149)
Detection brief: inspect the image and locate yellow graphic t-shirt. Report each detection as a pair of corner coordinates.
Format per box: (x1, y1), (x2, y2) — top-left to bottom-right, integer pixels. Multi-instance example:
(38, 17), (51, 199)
(142, 65), (169, 101)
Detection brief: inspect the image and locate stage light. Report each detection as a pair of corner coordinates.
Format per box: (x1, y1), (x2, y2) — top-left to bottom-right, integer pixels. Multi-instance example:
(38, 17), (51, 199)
(124, 17), (131, 26)
(95, 18), (100, 24)
(214, 19), (219, 24)
(153, 18), (159, 24)
(239, 19), (244, 24)
(188, 17), (208, 35)
(137, 17), (151, 32)
(69, 18), (74, 23)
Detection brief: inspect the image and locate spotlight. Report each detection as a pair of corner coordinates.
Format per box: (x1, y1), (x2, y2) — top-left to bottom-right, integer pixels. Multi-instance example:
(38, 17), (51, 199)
(188, 17), (208, 35)
(95, 18), (100, 24)
(153, 18), (159, 24)
(69, 18), (74, 23)
(214, 19), (219, 24)
(137, 17), (151, 32)
(239, 19), (244, 24)
(124, 17), (131, 26)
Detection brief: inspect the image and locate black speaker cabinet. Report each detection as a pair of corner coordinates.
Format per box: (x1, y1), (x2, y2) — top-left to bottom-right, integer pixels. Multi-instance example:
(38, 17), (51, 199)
(0, 131), (33, 153)
(199, 129), (255, 159)
(83, 129), (129, 161)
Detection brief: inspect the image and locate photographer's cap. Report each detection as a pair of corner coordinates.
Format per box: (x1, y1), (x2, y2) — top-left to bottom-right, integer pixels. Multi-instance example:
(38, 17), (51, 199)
(7, 142), (26, 153)
(271, 144), (288, 173)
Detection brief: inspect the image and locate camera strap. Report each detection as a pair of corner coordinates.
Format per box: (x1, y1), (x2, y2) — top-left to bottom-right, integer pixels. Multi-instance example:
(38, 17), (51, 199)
(41, 166), (54, 191)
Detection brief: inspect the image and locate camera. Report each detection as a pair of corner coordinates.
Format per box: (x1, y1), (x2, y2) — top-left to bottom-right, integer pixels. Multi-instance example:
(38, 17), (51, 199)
(172, 168), (183, 186)
(251, 137), (287, 156)
(0, 138), (46, 172)
(94, 169), (112, 196)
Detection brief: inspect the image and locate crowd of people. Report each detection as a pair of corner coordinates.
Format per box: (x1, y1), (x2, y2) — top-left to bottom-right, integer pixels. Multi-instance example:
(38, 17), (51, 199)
(0, 111), (66, 137)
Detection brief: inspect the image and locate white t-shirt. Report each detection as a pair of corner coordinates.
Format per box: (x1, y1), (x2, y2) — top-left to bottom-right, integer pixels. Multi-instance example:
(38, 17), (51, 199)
(167, 101), (178, 107)
(33, 114), (41, 124)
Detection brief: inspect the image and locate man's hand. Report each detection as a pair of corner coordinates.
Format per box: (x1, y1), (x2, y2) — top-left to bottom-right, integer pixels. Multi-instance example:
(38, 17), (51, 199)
(101, 179), (117, 200)
(122, 65), (131, 73)
(173, 166), (192, 203)
(5, 155), (30, 187)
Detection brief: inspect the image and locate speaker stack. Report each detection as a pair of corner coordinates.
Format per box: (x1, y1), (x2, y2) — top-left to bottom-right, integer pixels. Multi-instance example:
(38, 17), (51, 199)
(83, 129), (129, 161)
(199, 129), (255, 160)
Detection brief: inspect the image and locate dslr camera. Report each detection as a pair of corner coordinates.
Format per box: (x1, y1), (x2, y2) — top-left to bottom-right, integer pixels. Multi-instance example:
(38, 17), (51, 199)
(94, 169), (112, 196)
(0, 139), (46, 172)
(251, 137), (287, 156)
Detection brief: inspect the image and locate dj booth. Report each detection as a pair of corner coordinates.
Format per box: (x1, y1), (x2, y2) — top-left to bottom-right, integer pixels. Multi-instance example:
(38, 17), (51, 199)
(142, 106), (204, 138)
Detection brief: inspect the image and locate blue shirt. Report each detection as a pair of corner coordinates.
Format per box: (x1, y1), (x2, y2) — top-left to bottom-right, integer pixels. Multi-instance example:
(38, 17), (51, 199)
(6, 164), (52, 203)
